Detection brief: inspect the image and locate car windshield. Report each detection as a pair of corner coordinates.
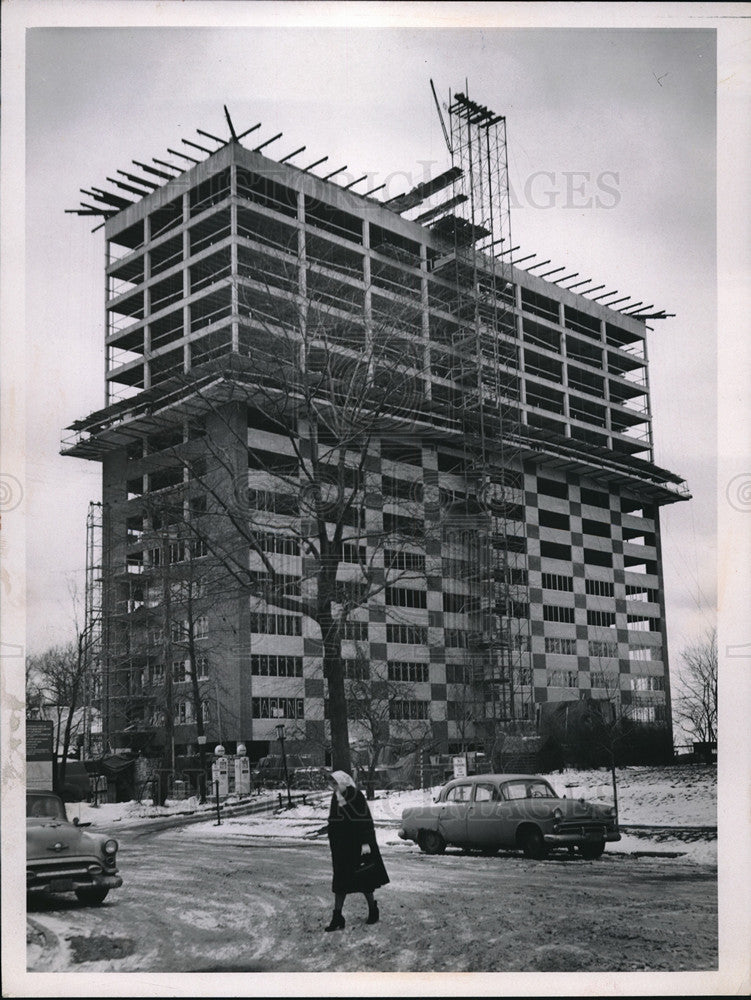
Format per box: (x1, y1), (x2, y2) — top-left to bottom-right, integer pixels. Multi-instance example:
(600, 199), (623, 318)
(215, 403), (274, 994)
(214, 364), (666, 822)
(26, 794), (67, 821)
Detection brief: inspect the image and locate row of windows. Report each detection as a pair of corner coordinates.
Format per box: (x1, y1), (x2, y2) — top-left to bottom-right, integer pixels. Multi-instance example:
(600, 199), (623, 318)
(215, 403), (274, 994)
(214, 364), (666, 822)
(544, 637), (577, 655)
(388, 661), (430, 683)
(250, 655), (303, 677)
(385, 549), (426, 573)
(542, 572), (573, 592)
(249, 612), (302, 636)
(171, 657), (209, 682)
(548, 670), (578, 687)
(251, 697), (305, 719)
(585, 579), (615, 597)
(629, 675), (665, 692)
(170, 617), (208, 641)
(386, 586), (427, 609)
(252, 531), (300, 557)
(589, 640), (619, 658)
(386, 624), (428, 645)
(543, 605), (576, 624)
(389, 699), (430, 720)
(628, 643), (661, 661)
(626, 585), (659, 603)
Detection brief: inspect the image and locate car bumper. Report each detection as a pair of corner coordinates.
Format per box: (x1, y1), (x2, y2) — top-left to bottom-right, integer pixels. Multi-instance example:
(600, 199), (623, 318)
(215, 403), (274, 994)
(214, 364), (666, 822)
(27, 871), (123, 895)
(544, 829), (621, 846)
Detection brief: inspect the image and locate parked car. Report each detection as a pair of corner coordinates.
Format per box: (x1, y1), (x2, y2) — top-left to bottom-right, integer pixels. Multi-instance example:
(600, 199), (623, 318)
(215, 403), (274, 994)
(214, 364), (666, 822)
(398, 773), (620, 860)
(251, 754), (315, 787)
(26, 790), (123, 905)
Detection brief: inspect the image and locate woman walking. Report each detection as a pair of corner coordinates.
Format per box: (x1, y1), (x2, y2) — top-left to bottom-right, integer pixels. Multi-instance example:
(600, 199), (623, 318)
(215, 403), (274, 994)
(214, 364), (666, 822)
(323, 770), (389, 932)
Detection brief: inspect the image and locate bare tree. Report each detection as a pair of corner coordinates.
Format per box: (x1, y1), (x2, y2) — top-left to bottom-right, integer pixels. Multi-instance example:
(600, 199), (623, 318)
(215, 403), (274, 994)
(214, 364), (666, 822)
(674, 627), (717, 748)
(143, 244), (441, 773)
(26, 640), (88, 789)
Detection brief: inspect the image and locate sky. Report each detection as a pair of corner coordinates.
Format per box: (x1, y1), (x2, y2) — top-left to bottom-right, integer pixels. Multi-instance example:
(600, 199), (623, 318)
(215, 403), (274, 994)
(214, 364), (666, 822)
(1, 5), (745, 693)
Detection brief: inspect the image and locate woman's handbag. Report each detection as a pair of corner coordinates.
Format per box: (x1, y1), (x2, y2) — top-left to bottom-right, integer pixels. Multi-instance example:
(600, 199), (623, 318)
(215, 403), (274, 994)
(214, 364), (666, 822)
(357, 844), (376, 875)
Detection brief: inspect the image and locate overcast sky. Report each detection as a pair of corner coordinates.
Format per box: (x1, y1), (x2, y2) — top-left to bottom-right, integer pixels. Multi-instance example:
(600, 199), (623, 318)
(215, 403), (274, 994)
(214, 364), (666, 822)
(3, 6), (738, 687)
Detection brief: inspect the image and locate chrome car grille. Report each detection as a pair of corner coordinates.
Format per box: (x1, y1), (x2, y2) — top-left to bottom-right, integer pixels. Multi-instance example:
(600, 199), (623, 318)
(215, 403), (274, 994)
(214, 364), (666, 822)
(27, 859), (102, 879)
(557, 822), (609, 836)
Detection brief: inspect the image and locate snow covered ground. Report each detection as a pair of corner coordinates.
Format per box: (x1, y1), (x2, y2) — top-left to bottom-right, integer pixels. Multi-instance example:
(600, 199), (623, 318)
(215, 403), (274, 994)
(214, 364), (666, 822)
(67, 763), (717, 866)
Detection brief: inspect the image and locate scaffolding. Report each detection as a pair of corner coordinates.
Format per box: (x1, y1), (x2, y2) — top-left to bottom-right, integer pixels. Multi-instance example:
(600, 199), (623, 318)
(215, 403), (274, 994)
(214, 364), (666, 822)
(444, 89), (534, 729)
(82, 501), (104, 755)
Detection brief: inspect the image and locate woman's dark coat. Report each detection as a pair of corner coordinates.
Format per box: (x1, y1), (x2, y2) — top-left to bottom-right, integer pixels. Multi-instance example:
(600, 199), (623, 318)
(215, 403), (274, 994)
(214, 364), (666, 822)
(327, 786), (390, 894)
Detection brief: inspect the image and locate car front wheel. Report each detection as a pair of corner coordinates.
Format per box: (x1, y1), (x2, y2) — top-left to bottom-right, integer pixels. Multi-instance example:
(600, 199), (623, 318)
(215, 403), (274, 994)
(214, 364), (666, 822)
(521, 827), (547, 860)
(417, 829), (446, 855)
(578, 841), (605, 860)
(75, 887), (109, 905)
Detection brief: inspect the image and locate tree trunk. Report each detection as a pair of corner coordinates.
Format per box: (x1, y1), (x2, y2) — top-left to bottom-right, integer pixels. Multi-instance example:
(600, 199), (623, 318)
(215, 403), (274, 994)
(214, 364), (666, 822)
(319, 612), (351, 773)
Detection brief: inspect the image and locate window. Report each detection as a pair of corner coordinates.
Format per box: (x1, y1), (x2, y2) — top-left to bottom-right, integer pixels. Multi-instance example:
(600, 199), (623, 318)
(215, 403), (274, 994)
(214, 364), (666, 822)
(342, 543), (366, 564)
(545, 637), (577, 655)
(342, 620), (369, 641)
(591, 670), (618, 689)
(628, 642), (659, 661)
(383, 512), (424, 538)
(443, 592), (479, 614)
(445, 663), (471, 684)
(586, 578), (615, 597)
(196, 656), (210, 679)
(581, 487), (610, 509)
(246, 489), (299, 516)
(176, 699), (194, 725)
(444, 628), (470, 648)
(537, 476), (568, 500)
(253, 531), (300, 557)
(539, 509), (570, 532)
(474, 784), (497, 802)
(626, 585), (659, 603)
(540, 541), (572, 561)
(587, 610), (616, 627)
(629, 675), (665, 692)
(389, 699), (430, 720)
(543, 605), (576, 624)
(252, 697), (305, 719)
(627, 615), (660, 632)
(343, 659), (370, 680)
(583, 518), (611, 539)
(444, 783), (472, 802)
(589, 640), (618, 658)
(548, 669), (578, 687)
(386, 624), (428, 645)
(172, 660), (188, 683)
(194, 616), (208, 639)
(251, 655), (303, 677)
(388, 661), (429, 683)
(386, 587), (427, 609)
(382, 475), (423, 503)
(385, 549), (425, 573)
(584, 548), (612, 568)
(337, 580), (369, 606)
(249, 612), (302, 636)
(542, 572), (573, 592)
(382, 441), (422, 466)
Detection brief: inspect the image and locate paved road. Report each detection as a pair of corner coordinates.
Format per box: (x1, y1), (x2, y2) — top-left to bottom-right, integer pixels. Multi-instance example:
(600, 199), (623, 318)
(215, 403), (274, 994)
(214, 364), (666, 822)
(27, 825), (718, 973)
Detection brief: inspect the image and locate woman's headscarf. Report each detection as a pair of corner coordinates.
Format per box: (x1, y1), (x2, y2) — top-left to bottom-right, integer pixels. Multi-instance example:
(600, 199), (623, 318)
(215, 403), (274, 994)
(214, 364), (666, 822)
(329, 769), (356, 805)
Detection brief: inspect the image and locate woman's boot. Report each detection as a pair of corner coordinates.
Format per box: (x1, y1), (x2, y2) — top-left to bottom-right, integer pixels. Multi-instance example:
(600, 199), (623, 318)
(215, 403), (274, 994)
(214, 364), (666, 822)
(366, 900), (379, 925)
(324, 909), (345, 932)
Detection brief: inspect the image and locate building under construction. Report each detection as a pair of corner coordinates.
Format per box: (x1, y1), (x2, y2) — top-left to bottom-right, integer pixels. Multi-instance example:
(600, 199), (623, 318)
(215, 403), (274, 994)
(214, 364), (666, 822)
(63, 89), (689, 767)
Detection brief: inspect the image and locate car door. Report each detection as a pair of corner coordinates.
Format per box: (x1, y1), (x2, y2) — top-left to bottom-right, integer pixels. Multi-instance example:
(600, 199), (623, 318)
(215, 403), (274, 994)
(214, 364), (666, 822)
(465, 781), (503, 849)
(437, 782), (473, 845)
(493, 780), (533, 848)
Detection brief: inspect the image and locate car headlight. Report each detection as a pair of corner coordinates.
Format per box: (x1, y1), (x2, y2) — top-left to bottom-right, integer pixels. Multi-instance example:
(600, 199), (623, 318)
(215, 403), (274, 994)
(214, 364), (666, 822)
(103, 839), (118, 855)
(553, 807), (563, 821)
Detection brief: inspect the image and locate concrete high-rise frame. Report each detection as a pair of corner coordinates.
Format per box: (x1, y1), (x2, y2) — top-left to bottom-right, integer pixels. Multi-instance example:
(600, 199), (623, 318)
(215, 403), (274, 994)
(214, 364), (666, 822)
(63, 98), (690, 764)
